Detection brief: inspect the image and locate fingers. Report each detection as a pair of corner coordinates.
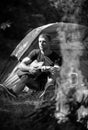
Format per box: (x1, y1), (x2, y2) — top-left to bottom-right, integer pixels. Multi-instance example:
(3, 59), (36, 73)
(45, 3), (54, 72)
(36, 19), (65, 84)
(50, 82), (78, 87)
(51, 67), (58, 74)
(41, 66), (51, 72)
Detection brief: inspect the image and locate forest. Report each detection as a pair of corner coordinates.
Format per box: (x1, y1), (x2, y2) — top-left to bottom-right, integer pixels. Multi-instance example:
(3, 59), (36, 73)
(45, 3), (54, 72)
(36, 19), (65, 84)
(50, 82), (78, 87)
(0, 0), (88, 130)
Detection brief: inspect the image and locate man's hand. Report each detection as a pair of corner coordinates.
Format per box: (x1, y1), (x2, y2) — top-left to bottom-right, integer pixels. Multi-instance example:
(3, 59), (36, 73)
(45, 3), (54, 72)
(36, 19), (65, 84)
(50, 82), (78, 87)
(50, 65), (60, 75)
(41, 66), (51, 72)
(41, 65), (60, 75)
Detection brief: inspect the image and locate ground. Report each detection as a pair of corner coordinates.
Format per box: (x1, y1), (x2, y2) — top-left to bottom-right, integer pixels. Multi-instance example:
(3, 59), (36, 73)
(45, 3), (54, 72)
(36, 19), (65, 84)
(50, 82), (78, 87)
(0, 85), (87, 130)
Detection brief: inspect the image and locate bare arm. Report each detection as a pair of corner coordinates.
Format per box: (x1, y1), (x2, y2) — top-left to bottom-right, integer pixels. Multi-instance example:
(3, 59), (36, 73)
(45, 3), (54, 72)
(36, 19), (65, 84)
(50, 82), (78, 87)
(18, 57), (32, 71)
(18, 57), (42, 74)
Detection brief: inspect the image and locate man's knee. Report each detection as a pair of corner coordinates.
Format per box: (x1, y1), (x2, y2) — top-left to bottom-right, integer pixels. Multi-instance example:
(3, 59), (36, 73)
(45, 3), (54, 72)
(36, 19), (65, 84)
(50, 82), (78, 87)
(46, 77), (54, 87)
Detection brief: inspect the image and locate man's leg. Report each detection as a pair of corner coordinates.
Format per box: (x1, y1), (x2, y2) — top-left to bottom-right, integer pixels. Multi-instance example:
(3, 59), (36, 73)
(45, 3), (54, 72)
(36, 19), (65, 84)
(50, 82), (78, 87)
(39, 77), (54, 97)
(12, 74), (29, 95)
(0, 74), (34, 98)
(13, 74), (41, 94)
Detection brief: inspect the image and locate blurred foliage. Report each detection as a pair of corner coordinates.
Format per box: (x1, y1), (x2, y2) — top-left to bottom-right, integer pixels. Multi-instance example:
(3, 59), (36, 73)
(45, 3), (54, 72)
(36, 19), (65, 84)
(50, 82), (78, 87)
(0, 0), (60, 40)
(0, 0), (88, 40)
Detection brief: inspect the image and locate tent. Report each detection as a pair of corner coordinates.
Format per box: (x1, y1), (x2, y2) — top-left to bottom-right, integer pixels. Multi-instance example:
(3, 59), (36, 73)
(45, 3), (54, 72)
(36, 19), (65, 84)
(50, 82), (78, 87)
(0, 22), (87, 89)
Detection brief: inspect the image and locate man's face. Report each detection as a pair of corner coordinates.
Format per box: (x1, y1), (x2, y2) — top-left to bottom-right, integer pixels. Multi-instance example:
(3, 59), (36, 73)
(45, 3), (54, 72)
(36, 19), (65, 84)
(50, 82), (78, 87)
(38, 36), (50, 52)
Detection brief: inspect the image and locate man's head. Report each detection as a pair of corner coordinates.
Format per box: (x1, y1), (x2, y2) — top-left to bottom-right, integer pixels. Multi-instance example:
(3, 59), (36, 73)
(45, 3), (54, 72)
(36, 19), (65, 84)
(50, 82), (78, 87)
(38, 33), (51, 53)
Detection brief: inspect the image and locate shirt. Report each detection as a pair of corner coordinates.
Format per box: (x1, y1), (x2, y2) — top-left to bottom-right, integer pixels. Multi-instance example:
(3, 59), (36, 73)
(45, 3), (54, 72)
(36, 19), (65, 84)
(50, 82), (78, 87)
(17, 49), (60, 78)
(27, 49), (60, 66)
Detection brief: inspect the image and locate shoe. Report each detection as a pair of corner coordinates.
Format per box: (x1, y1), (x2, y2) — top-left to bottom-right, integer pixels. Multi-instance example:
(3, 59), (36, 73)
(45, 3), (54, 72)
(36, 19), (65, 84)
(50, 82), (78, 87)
(0, 84), (17, 98)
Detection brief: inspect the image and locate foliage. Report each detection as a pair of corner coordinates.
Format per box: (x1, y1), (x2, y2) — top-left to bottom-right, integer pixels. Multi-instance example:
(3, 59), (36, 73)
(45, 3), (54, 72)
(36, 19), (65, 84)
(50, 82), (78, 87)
(0, 0), (88, 40)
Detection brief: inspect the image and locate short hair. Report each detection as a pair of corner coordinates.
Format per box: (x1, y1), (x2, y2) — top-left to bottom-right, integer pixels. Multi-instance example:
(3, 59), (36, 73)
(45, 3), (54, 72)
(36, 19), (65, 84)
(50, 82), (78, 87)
(39, 33), (51, 41)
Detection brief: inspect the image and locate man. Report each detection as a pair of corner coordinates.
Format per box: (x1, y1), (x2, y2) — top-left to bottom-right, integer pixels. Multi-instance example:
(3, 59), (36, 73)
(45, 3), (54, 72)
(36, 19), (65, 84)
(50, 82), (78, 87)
(4, 33), (61, 97)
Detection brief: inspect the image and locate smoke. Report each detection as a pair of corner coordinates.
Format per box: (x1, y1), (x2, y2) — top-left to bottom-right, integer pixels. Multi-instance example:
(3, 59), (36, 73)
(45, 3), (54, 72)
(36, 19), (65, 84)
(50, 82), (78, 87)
(57, 23), (83, 66)
(55, 23), (86, 122)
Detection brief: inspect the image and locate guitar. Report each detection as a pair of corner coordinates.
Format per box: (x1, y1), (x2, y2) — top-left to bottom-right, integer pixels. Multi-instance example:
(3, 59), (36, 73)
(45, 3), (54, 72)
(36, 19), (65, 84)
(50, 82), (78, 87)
(17, 59), (60, 78)
(29, 60), (60, 72)
(17, 59), (60, 91)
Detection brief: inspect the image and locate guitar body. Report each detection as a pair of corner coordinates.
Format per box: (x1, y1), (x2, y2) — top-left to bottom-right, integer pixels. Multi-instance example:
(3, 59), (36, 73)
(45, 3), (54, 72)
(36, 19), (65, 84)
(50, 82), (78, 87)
(17, 60), (48, 91)
(29, 60), (44, 69)
(17, 60), (43, 76)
